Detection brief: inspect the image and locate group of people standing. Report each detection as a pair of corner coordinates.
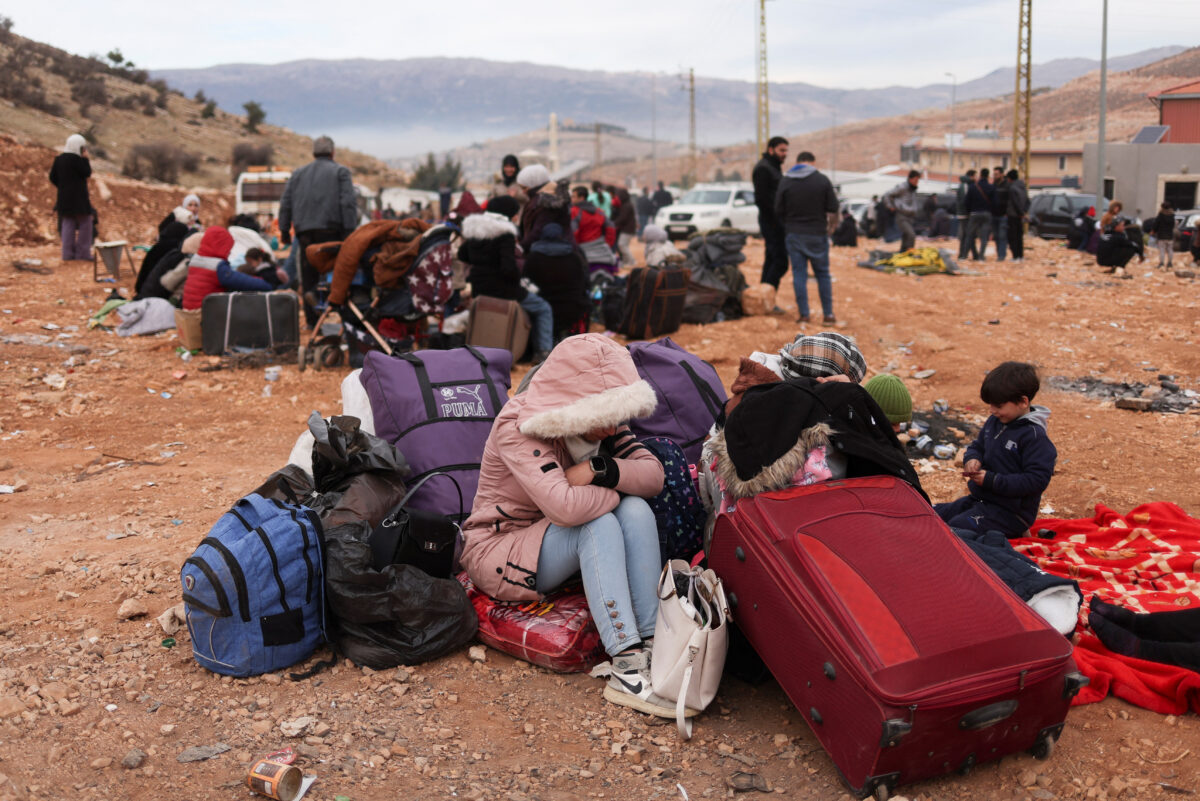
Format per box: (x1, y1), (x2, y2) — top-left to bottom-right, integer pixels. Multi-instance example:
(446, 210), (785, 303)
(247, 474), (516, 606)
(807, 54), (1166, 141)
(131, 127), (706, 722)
(956, 167), (1030, 262)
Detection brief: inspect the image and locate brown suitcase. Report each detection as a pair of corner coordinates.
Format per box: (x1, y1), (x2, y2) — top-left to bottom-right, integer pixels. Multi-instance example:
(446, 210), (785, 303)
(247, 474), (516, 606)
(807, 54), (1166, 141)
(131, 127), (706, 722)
(466, 296), (530, 362)
(618, 267), (690, 340)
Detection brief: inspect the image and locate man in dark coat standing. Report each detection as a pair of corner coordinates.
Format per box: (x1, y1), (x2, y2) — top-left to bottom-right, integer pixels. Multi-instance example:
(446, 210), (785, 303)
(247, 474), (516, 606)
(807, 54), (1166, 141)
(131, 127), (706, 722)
(651, 181), (673, 214)
(1005, 169), (1029, 262)
(278, 135), (358, 325)
(774, 150), (839, 323)
(49, 134), (94, 261)
(752, 135), (789, 292)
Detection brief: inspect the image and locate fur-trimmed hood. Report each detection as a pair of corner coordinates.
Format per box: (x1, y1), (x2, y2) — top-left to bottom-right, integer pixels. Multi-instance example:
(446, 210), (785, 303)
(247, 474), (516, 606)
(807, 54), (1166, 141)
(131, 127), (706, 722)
(708, 422), (834, 500)
(517, 334), (657, 440)
(462, 212), (518, 241)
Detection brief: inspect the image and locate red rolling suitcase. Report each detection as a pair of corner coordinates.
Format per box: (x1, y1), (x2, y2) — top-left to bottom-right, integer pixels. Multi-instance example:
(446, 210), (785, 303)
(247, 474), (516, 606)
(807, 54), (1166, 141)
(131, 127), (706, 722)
(709, 476), (1086, 800)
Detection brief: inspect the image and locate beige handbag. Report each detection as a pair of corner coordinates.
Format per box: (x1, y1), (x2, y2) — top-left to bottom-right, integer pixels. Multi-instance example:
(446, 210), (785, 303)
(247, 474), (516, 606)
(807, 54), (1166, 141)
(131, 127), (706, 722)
(651, 559), (730, 738)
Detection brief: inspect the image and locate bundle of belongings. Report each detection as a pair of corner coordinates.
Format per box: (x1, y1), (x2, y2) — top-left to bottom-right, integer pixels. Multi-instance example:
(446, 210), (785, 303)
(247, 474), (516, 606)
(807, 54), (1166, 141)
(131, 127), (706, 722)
(682, 228), (749, 324)
(180, 410), (480, 677)
(305, 218), (455, 315)
(857, 246), (963, 275)
(697, 331), (1082, 636)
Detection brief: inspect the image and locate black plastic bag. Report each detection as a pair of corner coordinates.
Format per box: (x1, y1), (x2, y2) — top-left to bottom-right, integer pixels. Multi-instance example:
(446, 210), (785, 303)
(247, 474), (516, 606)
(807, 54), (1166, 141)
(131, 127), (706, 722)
(323, 520), (478, 668)
(306, 412), (410, 528)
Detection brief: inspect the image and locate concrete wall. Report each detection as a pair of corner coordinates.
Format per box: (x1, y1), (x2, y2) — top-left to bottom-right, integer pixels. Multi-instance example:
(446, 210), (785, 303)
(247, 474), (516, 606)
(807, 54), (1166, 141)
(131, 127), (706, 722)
(1082, 143), (1200, 219)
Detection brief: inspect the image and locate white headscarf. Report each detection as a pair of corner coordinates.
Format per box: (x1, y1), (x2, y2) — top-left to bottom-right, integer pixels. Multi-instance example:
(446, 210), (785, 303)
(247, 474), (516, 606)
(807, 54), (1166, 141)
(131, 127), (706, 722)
(64, 134), (87, 156)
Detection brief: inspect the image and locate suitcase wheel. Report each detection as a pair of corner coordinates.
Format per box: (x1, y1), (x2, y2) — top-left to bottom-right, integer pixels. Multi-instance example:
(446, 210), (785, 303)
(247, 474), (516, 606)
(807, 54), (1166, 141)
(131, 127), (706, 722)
(1030, 735), (1055, 760)
(297, 344), (308, 373)
(873, 785), (890, 801)
(312, 343), (344, 371)
(1030, 723), (1063, 760)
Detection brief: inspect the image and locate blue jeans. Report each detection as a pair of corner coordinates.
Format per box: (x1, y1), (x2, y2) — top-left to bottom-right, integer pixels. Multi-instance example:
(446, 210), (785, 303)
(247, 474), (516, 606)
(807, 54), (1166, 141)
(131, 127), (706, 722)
(784, 232), (833, 319)
(990, 216), (1008, 261)
(519, 292), (554, 354)
(537, 496), (661, 656)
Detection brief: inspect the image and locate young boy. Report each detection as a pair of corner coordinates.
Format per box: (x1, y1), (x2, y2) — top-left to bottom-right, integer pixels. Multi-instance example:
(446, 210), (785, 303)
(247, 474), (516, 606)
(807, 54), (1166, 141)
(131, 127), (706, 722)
(935, 361), (1056, 537)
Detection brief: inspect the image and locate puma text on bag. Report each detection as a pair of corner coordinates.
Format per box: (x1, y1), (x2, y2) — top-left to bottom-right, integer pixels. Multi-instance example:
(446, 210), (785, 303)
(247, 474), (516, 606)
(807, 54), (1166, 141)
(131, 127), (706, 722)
(182, 494), (324, 677)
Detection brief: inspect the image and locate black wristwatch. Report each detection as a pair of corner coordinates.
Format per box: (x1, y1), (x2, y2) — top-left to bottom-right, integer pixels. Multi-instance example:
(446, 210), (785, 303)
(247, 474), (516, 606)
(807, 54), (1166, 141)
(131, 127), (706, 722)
(589, 456), (607, 482)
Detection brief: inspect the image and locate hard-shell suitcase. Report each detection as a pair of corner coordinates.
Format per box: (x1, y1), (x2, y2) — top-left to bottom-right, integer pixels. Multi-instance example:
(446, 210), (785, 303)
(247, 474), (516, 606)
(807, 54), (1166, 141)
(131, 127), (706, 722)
(200, 291), (300, 355)
(466, 296), (530, 361)
(618, 267), (689, 340)
(709, 476), (1086, 800)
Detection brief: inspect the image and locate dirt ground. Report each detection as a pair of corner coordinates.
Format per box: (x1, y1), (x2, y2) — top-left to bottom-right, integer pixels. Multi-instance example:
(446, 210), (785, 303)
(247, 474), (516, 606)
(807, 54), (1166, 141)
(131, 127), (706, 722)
(2, 230), (1200, 801)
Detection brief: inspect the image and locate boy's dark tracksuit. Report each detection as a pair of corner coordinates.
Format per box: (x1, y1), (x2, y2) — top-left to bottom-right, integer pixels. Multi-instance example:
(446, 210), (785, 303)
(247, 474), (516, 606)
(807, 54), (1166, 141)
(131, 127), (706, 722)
(935, 405), (1056, 537)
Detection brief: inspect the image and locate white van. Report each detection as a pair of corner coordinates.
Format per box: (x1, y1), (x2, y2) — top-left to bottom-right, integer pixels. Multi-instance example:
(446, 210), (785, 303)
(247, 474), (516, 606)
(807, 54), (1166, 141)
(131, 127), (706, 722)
(235, 168), (291, 225)
(653, 182), (759, 239)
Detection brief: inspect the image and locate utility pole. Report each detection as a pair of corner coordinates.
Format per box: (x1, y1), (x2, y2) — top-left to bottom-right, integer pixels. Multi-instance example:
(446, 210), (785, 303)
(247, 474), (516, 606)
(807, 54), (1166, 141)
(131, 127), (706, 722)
(689, 68), (698, 187)
(1011, 0), (1032, 176)
(1097, 0), (1108, 201)
(593, 122), (601, 179)
(755, 0), (769, 155)
(946, 72), (956, 182)
(549, 112), (559, 174)
(830, 108), (837, 186)
(651, 73), (658, 189)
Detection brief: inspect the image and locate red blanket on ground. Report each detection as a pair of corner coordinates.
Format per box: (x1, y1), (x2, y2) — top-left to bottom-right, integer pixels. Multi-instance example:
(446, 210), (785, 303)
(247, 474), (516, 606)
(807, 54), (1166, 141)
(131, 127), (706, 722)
(1012, 502), (1200, 714)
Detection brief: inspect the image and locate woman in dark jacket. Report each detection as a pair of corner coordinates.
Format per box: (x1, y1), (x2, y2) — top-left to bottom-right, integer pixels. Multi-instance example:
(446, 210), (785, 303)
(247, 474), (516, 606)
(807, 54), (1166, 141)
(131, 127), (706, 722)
(136, 216), (191, 295)
(49, 134), (94, 261)
(522, 223), (590, 342)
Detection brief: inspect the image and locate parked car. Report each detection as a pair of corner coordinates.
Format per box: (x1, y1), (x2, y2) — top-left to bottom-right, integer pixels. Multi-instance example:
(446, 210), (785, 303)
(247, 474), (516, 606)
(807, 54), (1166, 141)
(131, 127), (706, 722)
(654, 182), (759, 239)
(1172, 209), (1200, 252)
(1027, 192), (1101, 239)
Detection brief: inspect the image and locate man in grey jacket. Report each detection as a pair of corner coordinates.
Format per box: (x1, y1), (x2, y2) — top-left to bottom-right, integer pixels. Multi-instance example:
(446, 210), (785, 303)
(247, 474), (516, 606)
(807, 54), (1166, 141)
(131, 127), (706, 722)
(1004, 169), (1030, 262)
(883, 170), (921, 252)
(279, 136), (358, 324)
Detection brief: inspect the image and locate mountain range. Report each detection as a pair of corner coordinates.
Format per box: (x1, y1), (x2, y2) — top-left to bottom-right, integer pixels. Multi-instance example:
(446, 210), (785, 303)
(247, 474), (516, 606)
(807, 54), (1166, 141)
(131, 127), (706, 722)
(154, 46), (1185, 159)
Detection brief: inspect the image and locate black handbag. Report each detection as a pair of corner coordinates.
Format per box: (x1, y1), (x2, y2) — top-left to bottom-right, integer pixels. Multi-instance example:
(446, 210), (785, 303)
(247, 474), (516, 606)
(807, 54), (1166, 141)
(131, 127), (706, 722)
(368, 473), (464, 578)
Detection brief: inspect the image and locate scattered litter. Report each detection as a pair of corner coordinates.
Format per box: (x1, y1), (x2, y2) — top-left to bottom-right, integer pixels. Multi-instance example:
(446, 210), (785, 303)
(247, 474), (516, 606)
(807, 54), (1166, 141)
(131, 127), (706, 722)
(912, 369), (936, 380)
(177, 743), (231, 763)
(160, 391), (172, 400)
(41, 373), (66, 390)
(162, 637), (176, 649)
(726, 772), (769, 793)
(264, 366), (282, 382)
(41, 323), (61, 331)
(262, 385), (272, 398)
(932, 399), (950, 414)
(933, 444), (957, 460)
(104, 704), (118, 712)
(172, 370), (187, 380)
(1050, 375), (1196, 414)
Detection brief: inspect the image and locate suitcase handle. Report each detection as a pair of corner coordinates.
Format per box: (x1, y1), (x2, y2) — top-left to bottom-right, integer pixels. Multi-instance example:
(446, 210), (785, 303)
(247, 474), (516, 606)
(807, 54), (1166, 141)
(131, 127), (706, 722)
(958, 699), (1018, 730)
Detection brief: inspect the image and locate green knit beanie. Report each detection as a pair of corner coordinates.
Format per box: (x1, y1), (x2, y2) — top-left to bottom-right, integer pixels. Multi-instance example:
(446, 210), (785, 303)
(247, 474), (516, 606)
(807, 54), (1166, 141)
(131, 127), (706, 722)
(864, 374), (912, 424)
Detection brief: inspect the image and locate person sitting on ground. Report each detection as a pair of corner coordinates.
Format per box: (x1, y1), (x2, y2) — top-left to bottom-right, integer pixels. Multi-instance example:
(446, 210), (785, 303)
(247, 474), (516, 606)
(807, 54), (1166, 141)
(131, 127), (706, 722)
(159, 194), (202, 235)
(521, 223), (590, 343)
(864, 373), (912, 433)
(457, 196), (554, 364)
(181, 226), (274, 310)
(240, 247), (289, 288)
(136, 207), (192, 296)
(1151, 202), (1176, 269)
(642, 224), (684, 268)
(935, 361), (1056, 538)
(830, 209), (858, 247)
(570, 186), (617, 273)
(517, 165), (571, 253)
(460, 334), (675, 717)
(1096, 215), (1141, 272)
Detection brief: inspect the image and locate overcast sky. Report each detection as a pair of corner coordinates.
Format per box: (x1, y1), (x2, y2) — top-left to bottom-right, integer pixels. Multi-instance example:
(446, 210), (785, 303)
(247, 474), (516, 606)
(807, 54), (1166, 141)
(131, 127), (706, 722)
(7, 0), (1197, 88)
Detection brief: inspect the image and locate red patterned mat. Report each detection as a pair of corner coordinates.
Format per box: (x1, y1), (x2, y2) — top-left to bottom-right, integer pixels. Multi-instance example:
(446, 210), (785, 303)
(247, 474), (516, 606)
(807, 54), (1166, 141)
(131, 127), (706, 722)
(1013, 502), (1200, 713)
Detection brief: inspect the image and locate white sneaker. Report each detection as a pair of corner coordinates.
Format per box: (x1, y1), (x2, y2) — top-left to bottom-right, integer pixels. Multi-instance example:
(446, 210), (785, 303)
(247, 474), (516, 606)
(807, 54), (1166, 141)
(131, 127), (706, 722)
(599, 650), (697, 719)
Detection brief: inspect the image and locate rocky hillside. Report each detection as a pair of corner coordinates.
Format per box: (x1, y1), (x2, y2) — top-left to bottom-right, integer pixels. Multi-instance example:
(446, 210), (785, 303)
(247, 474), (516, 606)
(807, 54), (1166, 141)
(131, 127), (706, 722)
(154, 48), (1186, 159)
(0, 31), (399, 193)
